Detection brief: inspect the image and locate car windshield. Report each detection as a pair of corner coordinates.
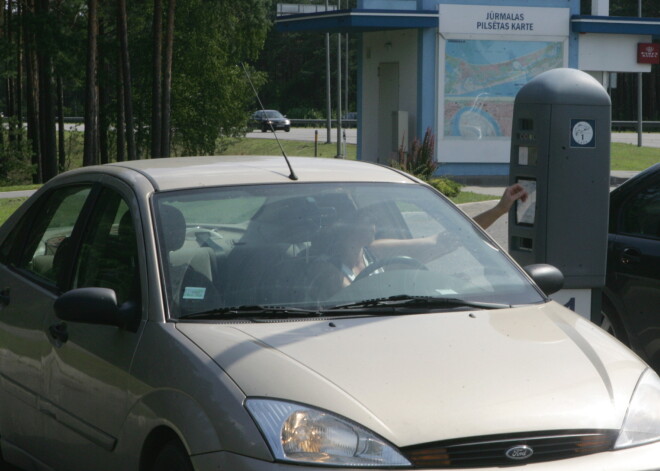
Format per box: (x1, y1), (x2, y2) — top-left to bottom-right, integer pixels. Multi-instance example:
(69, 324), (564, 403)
(257, 110), (283, 119)
(154, 183), (544, 319)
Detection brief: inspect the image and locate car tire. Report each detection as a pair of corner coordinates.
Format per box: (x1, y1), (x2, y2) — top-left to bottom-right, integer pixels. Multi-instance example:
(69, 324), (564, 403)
(261, 125), (268, 133)
(152, 439), (193, 471)
(285, 126), (290, 132)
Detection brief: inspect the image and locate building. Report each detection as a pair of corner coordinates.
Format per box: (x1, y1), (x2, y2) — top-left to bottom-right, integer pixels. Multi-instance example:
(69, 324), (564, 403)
(276, 0), (660, 180)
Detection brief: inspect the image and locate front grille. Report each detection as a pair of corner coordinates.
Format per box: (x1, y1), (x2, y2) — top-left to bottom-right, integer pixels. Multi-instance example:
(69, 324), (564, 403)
(402, 430), (617, 468)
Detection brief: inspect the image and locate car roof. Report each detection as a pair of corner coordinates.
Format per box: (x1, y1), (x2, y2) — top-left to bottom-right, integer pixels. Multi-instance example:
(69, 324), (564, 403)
(96, 156), (415, 192)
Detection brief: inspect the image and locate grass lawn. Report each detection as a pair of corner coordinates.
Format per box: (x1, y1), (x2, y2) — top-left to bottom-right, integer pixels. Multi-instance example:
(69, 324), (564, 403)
(611, 142), (660, 170)
(218, 136), (357, 159)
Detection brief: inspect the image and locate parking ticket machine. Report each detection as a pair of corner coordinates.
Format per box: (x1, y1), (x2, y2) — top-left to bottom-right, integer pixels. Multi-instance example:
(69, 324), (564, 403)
(508, 68), (611, 321)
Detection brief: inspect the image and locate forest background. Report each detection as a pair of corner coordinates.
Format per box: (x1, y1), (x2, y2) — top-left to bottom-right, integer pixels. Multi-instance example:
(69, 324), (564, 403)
(0, 0), (656, 186)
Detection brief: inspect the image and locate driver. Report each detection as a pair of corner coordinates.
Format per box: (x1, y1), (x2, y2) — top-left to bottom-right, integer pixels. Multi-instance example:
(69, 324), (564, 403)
(306, 184), (528, 300)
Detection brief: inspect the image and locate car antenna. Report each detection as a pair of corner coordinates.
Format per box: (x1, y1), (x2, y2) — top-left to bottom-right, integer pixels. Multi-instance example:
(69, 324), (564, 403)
(240, 62), (298, 181)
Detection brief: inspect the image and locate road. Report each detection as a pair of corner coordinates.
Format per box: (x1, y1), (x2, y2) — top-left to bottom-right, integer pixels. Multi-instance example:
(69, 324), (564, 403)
(246, 127), (357, 144)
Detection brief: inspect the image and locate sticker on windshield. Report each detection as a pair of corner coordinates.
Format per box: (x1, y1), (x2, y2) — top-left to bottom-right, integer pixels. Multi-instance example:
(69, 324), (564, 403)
(183, 287), (206, 300)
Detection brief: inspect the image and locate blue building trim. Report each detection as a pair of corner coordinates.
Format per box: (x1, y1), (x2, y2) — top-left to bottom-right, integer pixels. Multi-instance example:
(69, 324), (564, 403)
(275, 9), (438, 33)
(356, 34), (364, 161)
(417, 28), (436, 141)
(572, 15), (660, 38)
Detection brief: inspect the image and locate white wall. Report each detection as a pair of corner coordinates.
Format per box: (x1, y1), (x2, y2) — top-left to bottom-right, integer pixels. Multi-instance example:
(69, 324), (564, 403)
(361, 30), (418, 163)
(579, 34), (652, 73)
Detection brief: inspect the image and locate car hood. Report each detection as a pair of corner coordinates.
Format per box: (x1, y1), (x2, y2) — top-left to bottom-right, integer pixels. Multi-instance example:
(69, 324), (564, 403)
(176, 302), (645, 446)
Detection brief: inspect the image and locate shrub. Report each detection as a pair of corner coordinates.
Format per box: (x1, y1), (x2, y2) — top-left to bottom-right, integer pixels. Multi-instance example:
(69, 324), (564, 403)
(0, 119), (36, 185)
(392, 127), (461, 197)
(428, 177), (462, 197)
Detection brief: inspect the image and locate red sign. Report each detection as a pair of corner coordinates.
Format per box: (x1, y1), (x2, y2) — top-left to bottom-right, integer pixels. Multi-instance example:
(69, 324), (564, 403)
(638, 43), (660, 64)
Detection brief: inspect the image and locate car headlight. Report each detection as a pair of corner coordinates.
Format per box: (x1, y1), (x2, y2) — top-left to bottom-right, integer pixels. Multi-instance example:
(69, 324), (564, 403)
(246, 398), (410, 467)
(615, 368), (660, 449)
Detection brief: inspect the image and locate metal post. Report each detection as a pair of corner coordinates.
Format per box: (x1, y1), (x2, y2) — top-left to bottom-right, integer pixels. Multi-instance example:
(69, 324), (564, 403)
(345, 33), (349, 120)
(336, 2), (343, 158)
(325, 1), (332, 144)
(637, 0), (643, 147)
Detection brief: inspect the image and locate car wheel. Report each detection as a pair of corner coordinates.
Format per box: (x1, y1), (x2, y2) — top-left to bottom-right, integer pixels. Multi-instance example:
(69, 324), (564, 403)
(261, 124), (268, 133)
(152, 439), (193, 471)
(285, 126), (290, 132)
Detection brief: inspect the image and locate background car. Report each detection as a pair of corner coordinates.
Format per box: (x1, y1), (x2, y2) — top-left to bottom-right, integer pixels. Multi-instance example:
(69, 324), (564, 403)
(1, 156), (660, 471)
(602, 162), (660, 371)
(250, 109), (290, 132)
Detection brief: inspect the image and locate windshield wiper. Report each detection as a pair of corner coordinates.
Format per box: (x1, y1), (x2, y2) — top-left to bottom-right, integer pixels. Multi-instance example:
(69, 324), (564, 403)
(328, 295), (510, 312)
(179, 305), (322, 320)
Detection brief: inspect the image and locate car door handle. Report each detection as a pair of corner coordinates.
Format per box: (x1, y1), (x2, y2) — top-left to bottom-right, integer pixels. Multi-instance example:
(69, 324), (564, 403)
(49, 322), (69, 345)
(621, 247), (641, 265)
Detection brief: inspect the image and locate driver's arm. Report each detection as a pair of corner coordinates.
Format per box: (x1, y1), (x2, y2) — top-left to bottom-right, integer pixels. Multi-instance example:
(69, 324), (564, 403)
(368, 232), (459, 263)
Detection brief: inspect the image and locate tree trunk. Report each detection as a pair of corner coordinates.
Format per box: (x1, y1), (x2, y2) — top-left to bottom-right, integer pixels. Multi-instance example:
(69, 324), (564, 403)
(83, 0), (99, 167)
(56, 74), (66, 171)
(151, 0), (163, 158)
(36, 0), (57, 181)
(161, 0), (175, 157)
(23, 0), (42, 182)
(118, 0), (137, 160)
(98, 23), (110, 165)
(117, 56), (126, 162)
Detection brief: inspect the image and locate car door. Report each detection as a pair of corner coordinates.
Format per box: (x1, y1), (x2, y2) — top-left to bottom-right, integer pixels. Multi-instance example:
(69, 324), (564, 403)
(0, 184), (93, 461)
(40, 183), (147, 470)
(609, 177), (660, 368)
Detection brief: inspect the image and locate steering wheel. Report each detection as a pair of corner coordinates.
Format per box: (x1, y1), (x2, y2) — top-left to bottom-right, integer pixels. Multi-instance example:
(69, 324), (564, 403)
(353, 256), (427, 282)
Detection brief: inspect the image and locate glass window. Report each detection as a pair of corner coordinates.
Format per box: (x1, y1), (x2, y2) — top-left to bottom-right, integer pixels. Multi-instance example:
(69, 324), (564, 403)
(155, 183), (544, 319)
(74, 189), (141, 308)
(15, 186), (91, 287)
(621, 181), (660, 239)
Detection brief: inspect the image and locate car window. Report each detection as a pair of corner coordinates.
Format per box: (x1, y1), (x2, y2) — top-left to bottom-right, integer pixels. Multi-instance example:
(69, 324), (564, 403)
(11, 186), (92, 287)
(73, 188), (141, 308)
(621, 181), (660, 239)
(155, 183), (544, 318)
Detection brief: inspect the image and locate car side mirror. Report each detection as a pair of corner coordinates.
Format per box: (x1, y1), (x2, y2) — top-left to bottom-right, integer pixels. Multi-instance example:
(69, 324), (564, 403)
(524, 264), (564, 296)
(54, 287), (124, 327)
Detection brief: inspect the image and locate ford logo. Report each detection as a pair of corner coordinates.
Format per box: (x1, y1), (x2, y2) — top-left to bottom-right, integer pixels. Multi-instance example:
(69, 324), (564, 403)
(505, 445), (534, 460)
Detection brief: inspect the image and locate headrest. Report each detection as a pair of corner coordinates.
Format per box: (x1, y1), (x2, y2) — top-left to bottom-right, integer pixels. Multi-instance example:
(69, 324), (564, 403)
(159, 204), (186, 252)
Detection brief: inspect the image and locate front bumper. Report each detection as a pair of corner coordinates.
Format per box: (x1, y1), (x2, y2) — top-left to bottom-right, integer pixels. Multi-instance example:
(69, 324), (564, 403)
(191, 440), (660, 471)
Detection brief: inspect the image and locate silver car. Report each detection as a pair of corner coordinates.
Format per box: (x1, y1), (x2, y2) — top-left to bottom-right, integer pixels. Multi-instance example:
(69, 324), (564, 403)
(0, 156), (659, 471)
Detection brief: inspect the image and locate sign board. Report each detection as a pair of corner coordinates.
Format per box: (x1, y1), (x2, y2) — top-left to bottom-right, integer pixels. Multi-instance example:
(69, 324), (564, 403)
(638, 43), (660, 64)
(438, 4), (569, 37)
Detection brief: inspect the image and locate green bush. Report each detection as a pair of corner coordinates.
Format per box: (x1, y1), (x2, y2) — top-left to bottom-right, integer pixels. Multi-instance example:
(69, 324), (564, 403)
(0, 119), (36, 186)
(391, 127), (462, 197)
(428, 177), (462, 198)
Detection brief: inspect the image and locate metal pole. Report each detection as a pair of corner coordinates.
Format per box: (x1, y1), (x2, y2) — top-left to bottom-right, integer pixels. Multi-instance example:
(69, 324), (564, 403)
(637, 0), (643, 147)
(336, 29), (343, 158)
(345, 33), (349, 120)
(325, 1), (332, 143)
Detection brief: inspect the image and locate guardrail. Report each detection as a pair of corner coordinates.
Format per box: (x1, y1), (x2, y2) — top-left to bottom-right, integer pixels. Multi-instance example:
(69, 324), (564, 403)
(612, 120), (660, 131)
(289, 118), (357, 128)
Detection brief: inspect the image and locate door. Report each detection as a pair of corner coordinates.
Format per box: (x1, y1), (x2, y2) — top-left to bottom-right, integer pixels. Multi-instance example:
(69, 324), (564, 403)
(0, 185), (92, 460)
(377, 62), (399, 164)
(610, 178), (660, 367)
(41, 185), (145, 470)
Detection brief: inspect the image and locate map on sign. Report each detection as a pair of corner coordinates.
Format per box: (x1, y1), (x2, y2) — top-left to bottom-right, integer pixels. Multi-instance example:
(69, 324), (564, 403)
(444, 40), (564, 138)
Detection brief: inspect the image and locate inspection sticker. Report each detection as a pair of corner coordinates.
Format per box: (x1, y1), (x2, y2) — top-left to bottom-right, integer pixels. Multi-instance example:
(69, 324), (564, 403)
(183, 287), (206, 300)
